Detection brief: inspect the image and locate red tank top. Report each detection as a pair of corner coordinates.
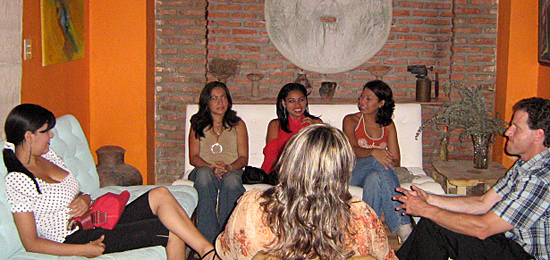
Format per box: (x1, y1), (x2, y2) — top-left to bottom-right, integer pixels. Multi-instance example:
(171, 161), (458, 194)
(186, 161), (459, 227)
(354, 114), (389, 149)
(261, 115), (309, 173)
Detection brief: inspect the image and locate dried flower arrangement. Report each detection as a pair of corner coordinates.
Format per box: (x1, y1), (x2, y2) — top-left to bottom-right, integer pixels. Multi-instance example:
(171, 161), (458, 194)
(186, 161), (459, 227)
(416, 82), (508, 142)
(208, 58), (241, 82)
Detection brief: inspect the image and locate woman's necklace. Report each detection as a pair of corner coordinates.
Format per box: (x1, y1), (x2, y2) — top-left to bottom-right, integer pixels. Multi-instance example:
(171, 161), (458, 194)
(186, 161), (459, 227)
(211, 123), (223, 154)
(362, 114), (380, 147)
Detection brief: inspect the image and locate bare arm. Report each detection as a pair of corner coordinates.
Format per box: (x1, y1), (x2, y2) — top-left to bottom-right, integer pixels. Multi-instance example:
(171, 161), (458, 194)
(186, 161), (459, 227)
(229, 120), (249, 170)
(425, 189), (502, 215)
(265, 119), (279, 143)
(67, 192), (92, 217)
(342, 114), (394, 169)
(396, 186), (511, 239)
(343, 114), (373, 158)
(386, 122), (401, 167)
(188, 127), (215, 170)
(13, 212), (105, 257)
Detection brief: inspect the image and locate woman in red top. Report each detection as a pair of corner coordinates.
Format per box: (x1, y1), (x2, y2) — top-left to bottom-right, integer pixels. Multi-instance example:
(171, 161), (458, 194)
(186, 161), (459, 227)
(261, 83), (322, 174)
(343, 80), (413, 243)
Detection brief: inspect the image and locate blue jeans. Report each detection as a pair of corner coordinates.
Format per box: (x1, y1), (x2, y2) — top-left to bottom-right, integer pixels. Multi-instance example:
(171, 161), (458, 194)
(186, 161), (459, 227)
(349, 156), (411, 232)
(188, 166), (245, 243)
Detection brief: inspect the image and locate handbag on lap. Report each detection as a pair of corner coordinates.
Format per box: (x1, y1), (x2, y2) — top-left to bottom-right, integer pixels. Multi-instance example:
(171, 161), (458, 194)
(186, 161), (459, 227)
(68, 190), (130, 230)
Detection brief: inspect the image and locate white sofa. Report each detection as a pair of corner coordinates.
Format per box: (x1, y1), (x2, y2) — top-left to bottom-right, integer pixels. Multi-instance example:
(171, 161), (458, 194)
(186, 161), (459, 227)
(173, 103), (445, 198)
(0, 115), (199, 260)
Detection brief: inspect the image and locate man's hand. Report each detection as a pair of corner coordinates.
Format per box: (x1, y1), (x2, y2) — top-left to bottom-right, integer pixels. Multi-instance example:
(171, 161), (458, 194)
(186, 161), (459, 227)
(394, 185), (431, 217)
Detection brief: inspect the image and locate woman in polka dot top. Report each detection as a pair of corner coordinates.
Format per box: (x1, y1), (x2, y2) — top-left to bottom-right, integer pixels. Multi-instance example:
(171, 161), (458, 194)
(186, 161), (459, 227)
(3, 104), (220, 259)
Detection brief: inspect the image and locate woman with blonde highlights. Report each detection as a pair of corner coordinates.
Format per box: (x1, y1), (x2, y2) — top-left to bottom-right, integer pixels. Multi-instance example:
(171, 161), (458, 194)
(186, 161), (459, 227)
(216, 124), (397, 260)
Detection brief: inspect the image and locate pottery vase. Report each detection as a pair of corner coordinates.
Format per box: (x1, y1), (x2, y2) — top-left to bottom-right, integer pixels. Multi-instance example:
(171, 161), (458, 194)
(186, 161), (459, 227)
(294, 71), (313, 96)
(319, 81), (337, 100)
(96, 145), (143, 187)
(247, 73), (265, 100)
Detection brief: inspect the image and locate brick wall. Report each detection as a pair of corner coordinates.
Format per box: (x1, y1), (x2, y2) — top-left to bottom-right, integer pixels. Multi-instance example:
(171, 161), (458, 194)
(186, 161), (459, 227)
(155, 0), (498, 184)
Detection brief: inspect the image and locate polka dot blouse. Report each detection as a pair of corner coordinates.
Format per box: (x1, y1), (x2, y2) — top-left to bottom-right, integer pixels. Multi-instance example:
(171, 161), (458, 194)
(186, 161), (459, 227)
(5, 149), (81, 243)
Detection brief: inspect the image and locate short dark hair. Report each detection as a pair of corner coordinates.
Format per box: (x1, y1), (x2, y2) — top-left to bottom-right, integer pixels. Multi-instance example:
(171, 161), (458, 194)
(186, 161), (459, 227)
(513, 97), (550, 147)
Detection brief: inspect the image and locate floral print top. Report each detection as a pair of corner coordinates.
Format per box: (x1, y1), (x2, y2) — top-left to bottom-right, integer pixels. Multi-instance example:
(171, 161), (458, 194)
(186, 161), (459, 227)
(216, 189), (398, 260)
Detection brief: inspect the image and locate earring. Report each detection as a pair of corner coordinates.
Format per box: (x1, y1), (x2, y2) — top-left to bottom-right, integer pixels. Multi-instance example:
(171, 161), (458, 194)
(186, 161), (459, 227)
(283, 107), (288, 119)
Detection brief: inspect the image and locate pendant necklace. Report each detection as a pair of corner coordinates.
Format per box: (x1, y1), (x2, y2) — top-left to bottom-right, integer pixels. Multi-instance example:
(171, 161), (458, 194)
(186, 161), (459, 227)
(211, 123), (223, 154)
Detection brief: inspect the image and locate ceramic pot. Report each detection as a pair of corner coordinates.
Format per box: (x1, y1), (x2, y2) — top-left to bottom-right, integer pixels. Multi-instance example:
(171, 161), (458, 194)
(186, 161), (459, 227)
(319, 81), (337, 100)
(96, 146), (142, 187)
(294, 71), (313, 96)
(247, 73), (265, 100)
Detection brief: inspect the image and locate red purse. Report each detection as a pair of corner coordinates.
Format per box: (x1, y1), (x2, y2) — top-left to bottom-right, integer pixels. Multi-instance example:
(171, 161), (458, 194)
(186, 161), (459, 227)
(68, 190), (130, 231)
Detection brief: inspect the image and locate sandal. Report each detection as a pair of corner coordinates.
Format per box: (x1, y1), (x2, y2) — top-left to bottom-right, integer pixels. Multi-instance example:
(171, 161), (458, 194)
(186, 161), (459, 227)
(200, 248), (221, 260)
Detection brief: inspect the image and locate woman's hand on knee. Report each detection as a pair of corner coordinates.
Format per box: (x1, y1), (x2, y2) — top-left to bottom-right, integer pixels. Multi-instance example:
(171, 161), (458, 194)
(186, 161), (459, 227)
(371, 149), (394, 169)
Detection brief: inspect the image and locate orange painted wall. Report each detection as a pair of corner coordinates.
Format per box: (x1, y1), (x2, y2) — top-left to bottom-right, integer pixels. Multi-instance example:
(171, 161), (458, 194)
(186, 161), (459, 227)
(21, 0), (90, 137)
(22, 0), (152, 184)
(495, 0), (550, 168)
(89, 1), (152, 183)
(539, 66), (550, 99)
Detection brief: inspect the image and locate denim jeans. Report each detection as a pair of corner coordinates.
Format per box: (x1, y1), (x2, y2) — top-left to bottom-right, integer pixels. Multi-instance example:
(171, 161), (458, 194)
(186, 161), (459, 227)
(349, 156), (411, 232)
(188, 166), (245, 243)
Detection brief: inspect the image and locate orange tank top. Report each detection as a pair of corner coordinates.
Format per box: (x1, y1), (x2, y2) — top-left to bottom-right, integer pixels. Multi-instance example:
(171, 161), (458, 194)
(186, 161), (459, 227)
(354, 114), (389, 149)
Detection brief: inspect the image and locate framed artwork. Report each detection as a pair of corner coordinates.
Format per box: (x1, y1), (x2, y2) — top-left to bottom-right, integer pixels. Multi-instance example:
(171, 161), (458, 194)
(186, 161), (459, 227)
(41, 0), (85, 66)
(540, 0), (550, 66)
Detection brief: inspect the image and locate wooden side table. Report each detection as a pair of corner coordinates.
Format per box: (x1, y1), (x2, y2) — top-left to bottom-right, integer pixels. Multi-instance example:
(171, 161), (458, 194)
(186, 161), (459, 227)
(433, 160), (508, 195)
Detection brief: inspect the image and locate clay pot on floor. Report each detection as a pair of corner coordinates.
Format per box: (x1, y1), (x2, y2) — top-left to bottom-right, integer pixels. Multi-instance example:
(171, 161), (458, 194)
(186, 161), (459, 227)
(96, 145), (142, 187)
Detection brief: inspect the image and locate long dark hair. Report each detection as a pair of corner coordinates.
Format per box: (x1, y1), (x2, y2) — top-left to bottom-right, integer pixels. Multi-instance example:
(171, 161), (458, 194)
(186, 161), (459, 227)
(276, 83), (319, 133)
(3, 104), (56, 194)
(364, 80), (395, 127)
(190, 81), (241, 139)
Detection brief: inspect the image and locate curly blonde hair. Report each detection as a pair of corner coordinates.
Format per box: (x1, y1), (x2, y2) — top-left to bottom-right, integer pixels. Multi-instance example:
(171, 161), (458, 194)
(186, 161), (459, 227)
(260, 124), (356, 259)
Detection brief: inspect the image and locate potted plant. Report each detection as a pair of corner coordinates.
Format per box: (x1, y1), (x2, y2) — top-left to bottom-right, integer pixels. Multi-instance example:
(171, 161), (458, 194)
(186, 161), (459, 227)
(416, 82), (508, 169)
(208, 58), (241, 83)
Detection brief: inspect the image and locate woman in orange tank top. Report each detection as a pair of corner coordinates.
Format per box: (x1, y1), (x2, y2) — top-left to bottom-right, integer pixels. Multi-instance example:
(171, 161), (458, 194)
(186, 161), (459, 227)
(342, 80), (413, 243)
